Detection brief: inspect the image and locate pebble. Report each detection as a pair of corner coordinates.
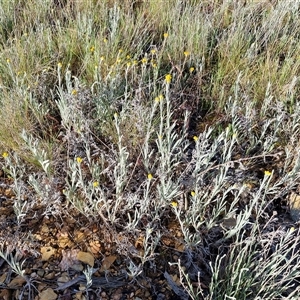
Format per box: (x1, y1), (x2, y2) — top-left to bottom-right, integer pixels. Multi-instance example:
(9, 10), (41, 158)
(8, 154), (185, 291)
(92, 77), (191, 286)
(37, 270), (45, 277)
(44, 271), (55, 280)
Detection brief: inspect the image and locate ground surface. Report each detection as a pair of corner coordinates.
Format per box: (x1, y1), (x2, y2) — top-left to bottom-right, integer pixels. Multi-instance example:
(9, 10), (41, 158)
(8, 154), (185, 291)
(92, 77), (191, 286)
(0, 175), (200, 300)
(0, 170), (297, 300)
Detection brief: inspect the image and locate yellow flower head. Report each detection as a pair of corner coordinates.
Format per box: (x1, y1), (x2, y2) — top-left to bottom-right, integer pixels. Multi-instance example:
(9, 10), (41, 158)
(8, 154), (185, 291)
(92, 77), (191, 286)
(165, 74), (172, 84)
(151, 60), (157, 68)
(71, 89), (77, 95)
(191, 191), (196, 197)
(103, 38), (108, 43)
(90, 46), (95, 53)
(147, 173), (153, 180)
(155, 94), (163, 103)
(2, 152), (8, 158)
(141, 57), (148, 64)
(171, 201), (178, 208)
(93, 181), (99, 188)
(184, 51), (190, 57)
(150, 49), (156, 55)
(193, 136), (198, 142)
(57, 62), (62, 68)
(264, 170), (272, 176)
(76, 157), (83, 164)
(100, 56), (105, 61)
(189, 67), (195, 73)
(6, 58), (10, 64)
(163, 32), (169, 39)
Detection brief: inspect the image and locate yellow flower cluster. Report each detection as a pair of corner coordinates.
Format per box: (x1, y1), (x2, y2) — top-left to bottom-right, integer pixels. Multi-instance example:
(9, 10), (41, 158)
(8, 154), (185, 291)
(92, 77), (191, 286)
(264, 170), (272, 176)
(93, 181), (99, 188)
(171, 201), (178, 208)
(141, 57), (148, 64)
(165, 74), (172, 84)
(154, 94), (164, 103)
(151, 60), (157, 68)
(76, 157), (83, 164)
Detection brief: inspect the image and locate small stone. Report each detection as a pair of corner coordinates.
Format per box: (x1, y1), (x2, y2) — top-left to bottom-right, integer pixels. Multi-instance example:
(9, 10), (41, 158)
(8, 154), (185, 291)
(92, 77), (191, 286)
(100, 255), (116, 272)
(57, 273), (69, 286)
(145, 291), (151, 297)
(71, 263), (84, 272)
(33, 261), (43, 269)
(37, 270), (45, 277)
(44, 272), (55, 280)
(75, 291), (83, 299)
(39, 288), (57, 300)
(7, 276), (26, 288)
(37, 282), (47, 292)
(41, 246), (56, 261)
(77, 251), (94, 267)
